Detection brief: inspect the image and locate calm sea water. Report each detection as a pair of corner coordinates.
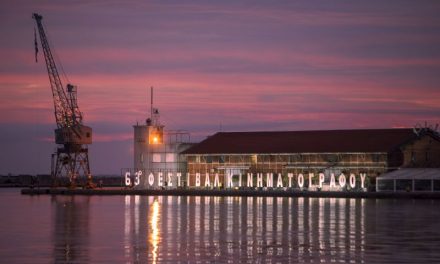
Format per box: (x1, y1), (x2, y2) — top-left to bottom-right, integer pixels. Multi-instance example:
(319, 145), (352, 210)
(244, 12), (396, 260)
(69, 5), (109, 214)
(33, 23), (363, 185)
(1, 189), (440, 263)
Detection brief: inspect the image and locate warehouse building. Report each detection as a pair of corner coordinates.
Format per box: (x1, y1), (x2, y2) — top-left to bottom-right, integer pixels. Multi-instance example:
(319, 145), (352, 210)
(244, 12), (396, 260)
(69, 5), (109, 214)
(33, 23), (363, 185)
(131, 112), (440, 192)
(181, 128), (440, 191)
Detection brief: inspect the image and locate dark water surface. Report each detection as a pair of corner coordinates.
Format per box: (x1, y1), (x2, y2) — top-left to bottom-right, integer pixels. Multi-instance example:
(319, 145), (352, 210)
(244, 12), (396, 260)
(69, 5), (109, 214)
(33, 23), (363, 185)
(1, 189), (440, 263)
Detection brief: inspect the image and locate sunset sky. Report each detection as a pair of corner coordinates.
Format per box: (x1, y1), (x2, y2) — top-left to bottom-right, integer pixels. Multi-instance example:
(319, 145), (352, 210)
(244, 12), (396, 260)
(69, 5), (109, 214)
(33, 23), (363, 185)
(1, 0), (440, 174)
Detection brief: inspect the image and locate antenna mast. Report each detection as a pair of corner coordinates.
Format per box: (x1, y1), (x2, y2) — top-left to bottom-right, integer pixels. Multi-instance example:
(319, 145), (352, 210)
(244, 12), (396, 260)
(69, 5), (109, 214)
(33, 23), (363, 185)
(150, 86), (153, 120)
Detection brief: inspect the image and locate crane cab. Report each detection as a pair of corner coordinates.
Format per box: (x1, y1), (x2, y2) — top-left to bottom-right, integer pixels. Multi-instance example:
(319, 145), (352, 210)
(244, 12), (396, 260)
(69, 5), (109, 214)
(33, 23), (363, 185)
(55, 125), (92, 145)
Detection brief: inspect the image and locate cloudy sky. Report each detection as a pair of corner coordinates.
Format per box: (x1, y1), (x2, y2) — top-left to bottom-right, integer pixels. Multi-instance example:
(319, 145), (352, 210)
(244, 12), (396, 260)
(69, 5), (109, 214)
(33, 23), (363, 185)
(1, 0), (439, 174)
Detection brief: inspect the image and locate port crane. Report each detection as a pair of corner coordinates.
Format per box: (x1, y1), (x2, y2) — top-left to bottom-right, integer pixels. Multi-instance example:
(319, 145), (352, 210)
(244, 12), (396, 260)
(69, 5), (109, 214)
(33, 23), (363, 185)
(33, 13), (94, 188)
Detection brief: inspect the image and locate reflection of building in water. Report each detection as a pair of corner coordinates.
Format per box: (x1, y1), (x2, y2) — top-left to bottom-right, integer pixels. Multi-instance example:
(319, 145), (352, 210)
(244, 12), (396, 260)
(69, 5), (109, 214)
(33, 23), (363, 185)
(52, 196), (90, 263)
(123, 196), (366, 263)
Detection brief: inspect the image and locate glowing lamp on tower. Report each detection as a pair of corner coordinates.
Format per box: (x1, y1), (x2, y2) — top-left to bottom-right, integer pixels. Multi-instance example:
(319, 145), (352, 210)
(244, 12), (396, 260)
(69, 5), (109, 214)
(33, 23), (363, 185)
(149, 127), (163, 144)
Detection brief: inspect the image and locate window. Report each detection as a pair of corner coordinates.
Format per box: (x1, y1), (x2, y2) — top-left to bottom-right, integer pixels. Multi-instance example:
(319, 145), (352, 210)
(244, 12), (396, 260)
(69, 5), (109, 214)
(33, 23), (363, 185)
(251, 155), (257, 164)
(414, 180), (431, 191)
(434, 180), (440, 191)
(396, 180), (412, 191)
(153, 154), (161, 163)
(377, 179), (394, 191)
(166, 153), (174, 163)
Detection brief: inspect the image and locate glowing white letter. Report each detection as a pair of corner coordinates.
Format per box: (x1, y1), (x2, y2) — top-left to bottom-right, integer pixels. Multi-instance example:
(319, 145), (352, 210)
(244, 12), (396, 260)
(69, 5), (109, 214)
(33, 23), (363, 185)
(247, 173), (253, 187)
(360, 173), (367, 189)
(339, 173), (346, 188)
(276, 173), (283, 188)
(257, 173), (263, 187)
(330, 173), (336, 188)
(298, 174), (304, 188)
(158, 172), (163, 187)
(125, 171), (131, 186)
(177, 172), (181, 187)
(226, 173), (233, 188)
(288, 173), (293, 187)
(195, 173), (201, 187)
(309, 173), (315, 188)
(214, 173), (220, 187)
(349, 173), (356, 189)
(148, 173), (154, 186)
(167, 172), (173, 187)
(266, 173), (273, 188)
(319, 173), (325, 188)
(205, 173), (210, 187)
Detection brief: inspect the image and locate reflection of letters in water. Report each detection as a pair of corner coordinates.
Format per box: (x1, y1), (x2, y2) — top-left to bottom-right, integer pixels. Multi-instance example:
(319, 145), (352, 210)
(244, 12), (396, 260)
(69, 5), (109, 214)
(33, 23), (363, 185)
(121, 196), (371, 263)
(125, 171), (367, 190)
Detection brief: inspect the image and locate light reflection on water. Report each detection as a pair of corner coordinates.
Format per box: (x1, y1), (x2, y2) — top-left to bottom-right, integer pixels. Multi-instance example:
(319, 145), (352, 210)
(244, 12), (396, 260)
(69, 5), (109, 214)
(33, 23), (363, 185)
(149, 198), (160, 264)
(120, 196), (426, 263)
(1, 189), (440, 263)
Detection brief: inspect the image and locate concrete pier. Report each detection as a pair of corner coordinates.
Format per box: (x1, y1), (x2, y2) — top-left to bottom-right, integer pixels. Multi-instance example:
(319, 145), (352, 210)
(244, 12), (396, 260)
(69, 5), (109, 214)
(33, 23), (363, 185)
(20, 188), (440, 199)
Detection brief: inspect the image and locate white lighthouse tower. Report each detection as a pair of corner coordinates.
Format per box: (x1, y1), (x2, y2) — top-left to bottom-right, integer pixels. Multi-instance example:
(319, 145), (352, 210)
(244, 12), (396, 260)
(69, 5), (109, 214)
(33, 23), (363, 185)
(133, 87), (193, 189)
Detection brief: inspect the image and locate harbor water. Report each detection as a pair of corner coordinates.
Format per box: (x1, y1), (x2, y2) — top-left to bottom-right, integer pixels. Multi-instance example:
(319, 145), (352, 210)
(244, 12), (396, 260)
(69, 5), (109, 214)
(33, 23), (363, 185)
(1, 188), (440, 263)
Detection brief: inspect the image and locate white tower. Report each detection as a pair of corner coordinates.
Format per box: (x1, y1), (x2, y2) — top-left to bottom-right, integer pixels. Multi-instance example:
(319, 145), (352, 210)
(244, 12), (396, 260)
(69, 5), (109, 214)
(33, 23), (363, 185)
(133, 87), (193, 189)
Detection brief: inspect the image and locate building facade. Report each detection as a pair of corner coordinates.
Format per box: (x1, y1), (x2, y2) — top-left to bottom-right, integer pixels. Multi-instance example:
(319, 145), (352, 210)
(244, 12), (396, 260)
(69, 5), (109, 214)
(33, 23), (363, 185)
(130, 122), (440, 191)
(132, 115), (193, 189)
(181, 128), (440, 191)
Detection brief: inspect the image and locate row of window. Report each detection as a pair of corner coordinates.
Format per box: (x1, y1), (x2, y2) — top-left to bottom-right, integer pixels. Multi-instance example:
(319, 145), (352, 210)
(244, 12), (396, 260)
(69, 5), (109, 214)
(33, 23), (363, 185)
(140, 153), (175, 163)
(188, 154), (386, 164)
(377, 179), (440, 192)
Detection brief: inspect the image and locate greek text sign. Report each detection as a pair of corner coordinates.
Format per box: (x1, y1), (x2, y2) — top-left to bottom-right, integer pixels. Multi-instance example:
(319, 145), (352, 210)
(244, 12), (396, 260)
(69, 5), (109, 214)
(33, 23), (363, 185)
(124, 171), (368, 191)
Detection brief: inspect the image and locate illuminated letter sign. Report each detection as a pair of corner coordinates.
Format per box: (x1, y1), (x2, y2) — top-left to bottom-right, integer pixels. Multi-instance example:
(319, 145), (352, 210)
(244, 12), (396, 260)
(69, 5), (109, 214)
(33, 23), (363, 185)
(214, 173), (220, 187)
(158, 172), (163, 187)
(330, 173), (336, 188)
(125, 171), (131, 186)
(177, 172), (182, 187)
(195, 173), (201, 187)
(122, 170), (369, 192)
(360, 173), (366, 189)
(266, 173), (273, 188)
(226, 173), (233, 188)
(148, 173), (154, 186)
(298, 174), (304, 188)
(247, 173), (253, 187)
(288, 173), (293, 187)
(339, 173), (346, 188)
(204, 173), (210, 187)
(319, 173), (325, 188)
(276, 173), (283, 188)
(309, 173), (314, 188)
(349, 173), (356, 189)
(257, 173), (263, 187)
(167, 172), (173, 187)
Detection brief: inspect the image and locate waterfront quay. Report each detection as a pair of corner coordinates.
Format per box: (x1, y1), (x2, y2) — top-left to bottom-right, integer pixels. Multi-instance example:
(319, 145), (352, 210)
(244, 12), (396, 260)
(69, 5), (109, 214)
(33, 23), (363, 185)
(21, 187), (440, 199)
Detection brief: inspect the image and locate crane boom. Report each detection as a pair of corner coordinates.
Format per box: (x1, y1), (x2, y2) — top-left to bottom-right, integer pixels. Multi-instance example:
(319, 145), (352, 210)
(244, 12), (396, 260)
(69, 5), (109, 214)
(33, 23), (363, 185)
(32, 13), (82, 128)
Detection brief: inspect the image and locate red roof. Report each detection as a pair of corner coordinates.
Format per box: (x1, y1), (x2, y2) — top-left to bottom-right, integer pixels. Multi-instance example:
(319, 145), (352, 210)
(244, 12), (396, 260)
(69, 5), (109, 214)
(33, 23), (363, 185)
(182, 129), (417, 154)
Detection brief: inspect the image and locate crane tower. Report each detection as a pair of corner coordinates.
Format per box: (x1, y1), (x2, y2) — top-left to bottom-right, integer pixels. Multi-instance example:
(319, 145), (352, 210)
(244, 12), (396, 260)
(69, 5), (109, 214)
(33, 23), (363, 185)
(33, 13), (94, 188)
